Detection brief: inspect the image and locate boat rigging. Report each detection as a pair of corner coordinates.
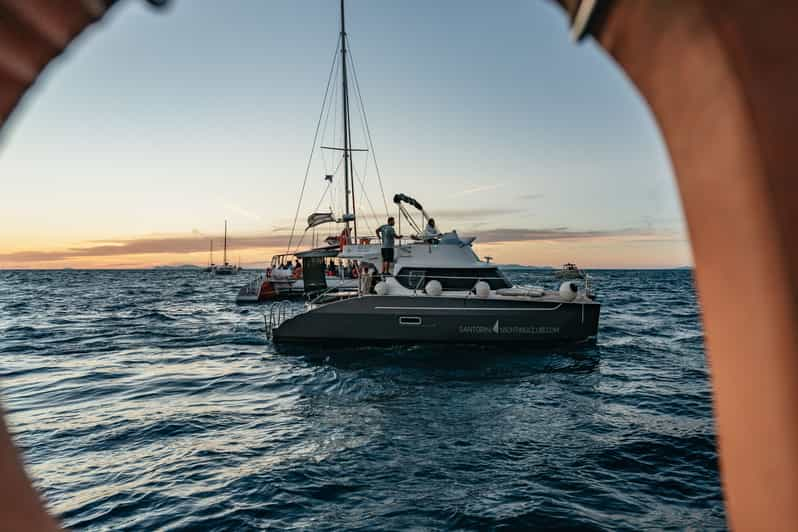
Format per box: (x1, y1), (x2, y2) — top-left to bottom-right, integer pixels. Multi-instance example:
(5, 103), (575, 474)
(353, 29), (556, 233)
(285, 0), (388, 256)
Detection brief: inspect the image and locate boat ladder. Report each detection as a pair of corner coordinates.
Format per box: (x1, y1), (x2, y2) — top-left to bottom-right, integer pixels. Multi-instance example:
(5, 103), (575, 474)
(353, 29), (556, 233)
(265, 300), (296, 338)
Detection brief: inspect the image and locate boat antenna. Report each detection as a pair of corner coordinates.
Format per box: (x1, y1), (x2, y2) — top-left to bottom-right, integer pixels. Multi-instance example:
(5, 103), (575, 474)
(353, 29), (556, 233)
(340, 0), (357, 240)
(223, 220), (228, 265)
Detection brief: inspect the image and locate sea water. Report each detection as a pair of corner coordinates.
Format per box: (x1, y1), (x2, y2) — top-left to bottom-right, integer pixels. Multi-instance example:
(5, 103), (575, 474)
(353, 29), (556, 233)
(0, 269), (724, 530)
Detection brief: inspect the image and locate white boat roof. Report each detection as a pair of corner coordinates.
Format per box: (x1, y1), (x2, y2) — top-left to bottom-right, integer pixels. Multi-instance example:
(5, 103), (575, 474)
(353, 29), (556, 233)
(340, 231), (494, 270)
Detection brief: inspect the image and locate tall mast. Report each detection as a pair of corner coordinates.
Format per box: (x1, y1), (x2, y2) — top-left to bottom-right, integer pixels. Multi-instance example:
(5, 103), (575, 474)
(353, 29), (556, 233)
(340, 0), (357, 240)
(223, 220), (228, 265)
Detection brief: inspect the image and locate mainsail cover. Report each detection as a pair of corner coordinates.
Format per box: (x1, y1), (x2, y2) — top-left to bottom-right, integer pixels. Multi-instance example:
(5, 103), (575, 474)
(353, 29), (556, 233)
(306, 212), (336, 230)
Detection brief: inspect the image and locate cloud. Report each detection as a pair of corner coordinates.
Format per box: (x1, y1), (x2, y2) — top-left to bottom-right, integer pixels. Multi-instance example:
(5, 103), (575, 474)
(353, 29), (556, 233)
(269, 225), (295, 233)
(0, 233), (290, 263)
(518, 193), (544, 200)
(434, 207), (527, 220)
(472, 227), (682, 244)
(454, 184), (504, 196)
(223, 202), (262, 222)
(0, 226), (685, 265)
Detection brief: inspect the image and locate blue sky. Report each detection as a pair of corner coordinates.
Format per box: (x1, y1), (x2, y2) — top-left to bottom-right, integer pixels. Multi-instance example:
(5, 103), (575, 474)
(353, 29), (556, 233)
(0, 0), (688, 268)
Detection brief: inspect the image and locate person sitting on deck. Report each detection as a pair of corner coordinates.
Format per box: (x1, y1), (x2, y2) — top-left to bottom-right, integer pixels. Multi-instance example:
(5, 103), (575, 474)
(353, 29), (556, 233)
(292, 260), (302, 279)
(421, 218), (441, 243)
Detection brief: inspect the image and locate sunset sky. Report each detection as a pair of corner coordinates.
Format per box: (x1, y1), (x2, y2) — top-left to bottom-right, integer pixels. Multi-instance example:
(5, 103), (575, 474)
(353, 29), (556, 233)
(0, 0), (690, 269)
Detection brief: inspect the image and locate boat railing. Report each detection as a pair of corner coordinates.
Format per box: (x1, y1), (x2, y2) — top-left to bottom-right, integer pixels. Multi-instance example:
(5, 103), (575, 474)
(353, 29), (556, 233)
(398, 273), (509, 293)
(307, 285), (338, 305)
(265, 300), (300, 338)
(238, 274), (264, 296)
(584, 273), (593, 297)
(307, 284), (361, 305)
(392, 272), (595, 296)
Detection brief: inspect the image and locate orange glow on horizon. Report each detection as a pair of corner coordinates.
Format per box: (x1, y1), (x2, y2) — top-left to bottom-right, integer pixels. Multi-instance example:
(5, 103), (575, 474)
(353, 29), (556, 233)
(0, 234), (692, 270)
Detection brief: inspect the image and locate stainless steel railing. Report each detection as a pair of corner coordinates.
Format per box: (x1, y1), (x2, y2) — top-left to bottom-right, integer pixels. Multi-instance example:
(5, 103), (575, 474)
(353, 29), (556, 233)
(265, 300), (299, 338)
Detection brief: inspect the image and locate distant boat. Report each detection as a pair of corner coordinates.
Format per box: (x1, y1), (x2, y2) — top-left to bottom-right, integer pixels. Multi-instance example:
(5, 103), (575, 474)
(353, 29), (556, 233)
(236, 248), (358, 303)
(554, 263), (585, 280)
(214, 221), (237, 275)
(202, 240), (215, 273)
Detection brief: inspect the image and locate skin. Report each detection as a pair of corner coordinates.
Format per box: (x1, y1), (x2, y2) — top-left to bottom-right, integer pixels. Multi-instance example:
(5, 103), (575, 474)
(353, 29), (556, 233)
(1, 0), (798, 529)
(0, 415), (60, 531)
(554, 1), (798, 529)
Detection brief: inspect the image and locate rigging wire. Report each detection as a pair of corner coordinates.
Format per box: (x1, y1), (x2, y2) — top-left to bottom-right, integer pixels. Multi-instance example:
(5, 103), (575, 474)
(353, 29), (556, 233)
(327, 156), (344, 213)
(319, 53), (341, 174)
(312, 180), (333, 214)
(355, 146), (380, 232)
(399, 203), (423, 234)
(352, 164), (380, 236)
(347, 35), (390, 217)
(286, 35), (341, 254)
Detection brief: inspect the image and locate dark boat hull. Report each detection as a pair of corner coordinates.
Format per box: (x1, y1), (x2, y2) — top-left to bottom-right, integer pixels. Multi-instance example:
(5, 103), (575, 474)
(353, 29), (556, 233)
(272, 295), (600, 345)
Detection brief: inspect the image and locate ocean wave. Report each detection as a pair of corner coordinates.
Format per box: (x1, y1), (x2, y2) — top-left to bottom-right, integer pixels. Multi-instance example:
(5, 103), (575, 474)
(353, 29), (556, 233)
(0, 268), (722, 530)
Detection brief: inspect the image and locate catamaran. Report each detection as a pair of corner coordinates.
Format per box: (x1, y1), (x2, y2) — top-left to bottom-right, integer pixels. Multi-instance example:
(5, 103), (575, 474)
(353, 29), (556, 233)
(269, 194), (600, 345)
(262, 0), (601, 345)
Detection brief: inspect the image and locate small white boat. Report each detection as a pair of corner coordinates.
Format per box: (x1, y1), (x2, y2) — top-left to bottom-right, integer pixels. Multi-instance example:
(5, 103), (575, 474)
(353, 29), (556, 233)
(554, 263), (585, 280)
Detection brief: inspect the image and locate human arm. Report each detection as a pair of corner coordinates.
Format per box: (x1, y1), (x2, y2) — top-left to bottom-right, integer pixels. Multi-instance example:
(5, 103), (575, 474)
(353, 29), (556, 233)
(551, 1), (798, 528)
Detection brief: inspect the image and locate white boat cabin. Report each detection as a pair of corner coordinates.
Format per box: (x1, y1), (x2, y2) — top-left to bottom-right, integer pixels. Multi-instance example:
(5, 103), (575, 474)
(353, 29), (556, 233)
(340, 230), (511, 292)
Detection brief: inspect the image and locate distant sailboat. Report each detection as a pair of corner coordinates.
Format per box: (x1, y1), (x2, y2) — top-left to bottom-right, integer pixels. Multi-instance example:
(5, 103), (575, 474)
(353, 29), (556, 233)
(214, 221), (237, 275)
(203, 240), (215, 273)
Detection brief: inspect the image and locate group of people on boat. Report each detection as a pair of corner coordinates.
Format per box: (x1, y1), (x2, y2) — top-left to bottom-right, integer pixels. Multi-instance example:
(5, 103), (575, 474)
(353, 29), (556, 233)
(327, 259), (362, 279)
(375, 216), (440, 274)
(260, 215), (442, 285)
(267, 260), (302, 280)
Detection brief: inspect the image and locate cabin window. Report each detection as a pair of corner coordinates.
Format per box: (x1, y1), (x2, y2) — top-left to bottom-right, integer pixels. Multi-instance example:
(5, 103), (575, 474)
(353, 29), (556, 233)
(395, 268), (511, 291)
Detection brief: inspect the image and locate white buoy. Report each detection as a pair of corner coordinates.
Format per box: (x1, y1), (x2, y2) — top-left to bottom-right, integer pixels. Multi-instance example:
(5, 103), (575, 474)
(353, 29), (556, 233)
(425, 279), (443, 296)
(474, 281), (491, 298)
(374, 281), (388, 296)
(559, 281), (578, 301)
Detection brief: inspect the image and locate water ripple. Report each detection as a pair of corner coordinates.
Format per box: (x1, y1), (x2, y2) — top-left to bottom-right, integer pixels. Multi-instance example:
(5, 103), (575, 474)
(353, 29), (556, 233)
(0, 269), (723, 530)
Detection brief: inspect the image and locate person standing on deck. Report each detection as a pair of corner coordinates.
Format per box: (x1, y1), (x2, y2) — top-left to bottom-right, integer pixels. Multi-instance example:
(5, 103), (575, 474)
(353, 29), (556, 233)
(376, 217), (403, 275)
